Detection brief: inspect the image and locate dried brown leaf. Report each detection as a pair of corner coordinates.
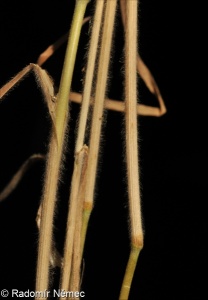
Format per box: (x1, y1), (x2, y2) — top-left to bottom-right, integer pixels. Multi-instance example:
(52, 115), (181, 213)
(0, 64), (58, 137)
(37, 17), (91, 67)
(0, 154), (44, 202)
(0, 65), (32, 99)
(69, 91), (163, 117)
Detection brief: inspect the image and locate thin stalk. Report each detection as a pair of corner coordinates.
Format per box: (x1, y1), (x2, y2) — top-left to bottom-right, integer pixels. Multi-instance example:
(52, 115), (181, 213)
(119, 246), (141, 300)
(55, 0), (89, 145)
(35, 0), (89, 297)
(81, 0), (117, 256)
(119, 0), (143, 299)
(60, 0), (104, 293)
(69, 149), (88, 296)
(76, 0), (105, 153)
(60, 146), (87, 296)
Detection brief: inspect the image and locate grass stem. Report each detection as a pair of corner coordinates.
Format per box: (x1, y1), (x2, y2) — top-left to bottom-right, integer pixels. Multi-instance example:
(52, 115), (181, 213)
(119, 0), (143, 298)
(80, 0), (117, 258)
(60, 0), (104, 293)
(35, 1), (89, 297)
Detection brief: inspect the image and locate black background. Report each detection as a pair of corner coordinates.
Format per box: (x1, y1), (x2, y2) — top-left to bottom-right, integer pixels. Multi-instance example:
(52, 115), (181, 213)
(0, 1), (207, 299)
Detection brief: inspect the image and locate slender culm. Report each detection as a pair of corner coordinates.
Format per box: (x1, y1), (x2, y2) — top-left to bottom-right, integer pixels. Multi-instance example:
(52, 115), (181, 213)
(119, 0), (144, 298)
(35, 1), (89, 298)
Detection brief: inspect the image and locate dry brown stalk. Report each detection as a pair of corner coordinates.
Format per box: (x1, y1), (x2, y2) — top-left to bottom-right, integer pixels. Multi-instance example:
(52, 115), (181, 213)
(35, 135), (60, 296)
(80, 0), (118, 256)
(119, 0), (143, 298)
(75, 0), (105, 153)
(69, 148), (88, 297)
(120, 0), (166, 116)
(124, 0), (143, 249)
(60, 146), (88, 296)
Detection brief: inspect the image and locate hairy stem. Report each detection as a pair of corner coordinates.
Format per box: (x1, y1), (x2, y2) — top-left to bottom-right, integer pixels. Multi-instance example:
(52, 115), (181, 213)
(35, 1), (89, 297)
(76, 0), (105, 153)
(119, 0), (143, 298)
(60, 146), (87, 295)
(60, 0), (104, 294)
(55, 0), (89, 145)
(81, 0), (117, 256)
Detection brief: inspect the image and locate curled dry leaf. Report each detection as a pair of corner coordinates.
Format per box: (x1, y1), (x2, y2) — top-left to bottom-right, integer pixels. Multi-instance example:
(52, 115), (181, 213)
(0, 154), (44, 202)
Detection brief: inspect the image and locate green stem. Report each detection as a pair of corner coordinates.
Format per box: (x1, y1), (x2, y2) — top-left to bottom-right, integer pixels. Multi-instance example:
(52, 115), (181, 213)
(56, 0), (90, 146)
(119, 247), (141, 300)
